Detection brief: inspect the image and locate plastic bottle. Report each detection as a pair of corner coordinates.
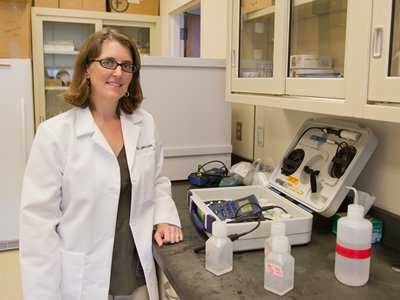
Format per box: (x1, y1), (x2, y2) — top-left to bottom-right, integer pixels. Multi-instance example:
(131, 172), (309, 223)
(205, 221), (233, 276)
(265, 221), (290, 258)
(334, 186), (372, 286)
(264, 235), (294, 296)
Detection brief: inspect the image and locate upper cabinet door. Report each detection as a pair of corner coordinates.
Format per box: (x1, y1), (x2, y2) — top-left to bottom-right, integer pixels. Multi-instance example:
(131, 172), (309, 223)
(286, 0), (349, 99)
(31, 8), (161, 128)
(368, 0), (400, 103)
(230, 0), (288, 94)
(31, 12), (101, 126)
(230, 0), (358, 100)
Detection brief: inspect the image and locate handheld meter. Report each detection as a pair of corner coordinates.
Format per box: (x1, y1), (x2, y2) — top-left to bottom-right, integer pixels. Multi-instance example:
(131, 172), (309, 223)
(207, 194), (260, 221)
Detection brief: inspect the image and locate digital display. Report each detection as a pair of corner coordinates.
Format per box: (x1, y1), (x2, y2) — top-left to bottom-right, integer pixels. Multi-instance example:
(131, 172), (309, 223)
(238, 199), (253, 212)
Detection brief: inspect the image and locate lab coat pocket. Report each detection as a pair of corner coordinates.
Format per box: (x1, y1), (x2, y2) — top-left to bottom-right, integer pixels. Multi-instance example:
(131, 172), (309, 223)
(132, 149), (156, 202)
(61, 249), (84, 300)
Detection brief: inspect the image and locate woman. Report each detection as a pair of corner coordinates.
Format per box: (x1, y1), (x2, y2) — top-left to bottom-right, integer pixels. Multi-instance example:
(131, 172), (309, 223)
(19, 28), (183, 300)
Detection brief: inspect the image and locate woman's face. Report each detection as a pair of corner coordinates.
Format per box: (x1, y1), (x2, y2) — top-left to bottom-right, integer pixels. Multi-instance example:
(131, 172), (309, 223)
(86, 40), (133, 106)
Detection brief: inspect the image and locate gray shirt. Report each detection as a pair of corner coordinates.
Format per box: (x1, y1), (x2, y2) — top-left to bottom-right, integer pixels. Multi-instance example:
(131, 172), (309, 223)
(109, 146), (146, 296)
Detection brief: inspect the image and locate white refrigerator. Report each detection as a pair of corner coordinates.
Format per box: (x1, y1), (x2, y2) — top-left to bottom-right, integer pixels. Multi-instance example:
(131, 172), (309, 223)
(0, 59), (34, 251)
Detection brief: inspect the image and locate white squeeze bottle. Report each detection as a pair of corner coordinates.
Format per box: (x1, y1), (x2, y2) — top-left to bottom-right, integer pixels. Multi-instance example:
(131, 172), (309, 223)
(265, 221), (290, 258)
(334, 187), (372, 286)
(264, 235), (294, 296)
(205, 221), (233, 276)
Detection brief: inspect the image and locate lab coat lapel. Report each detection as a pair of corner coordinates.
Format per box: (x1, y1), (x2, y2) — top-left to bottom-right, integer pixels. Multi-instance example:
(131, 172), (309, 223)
(120, 111), (143, 172)
(75, 107), (114, 155)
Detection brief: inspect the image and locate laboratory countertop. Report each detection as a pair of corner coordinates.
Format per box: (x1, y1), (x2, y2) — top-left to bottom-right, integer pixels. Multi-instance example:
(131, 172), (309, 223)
(153, 181), (400, 300)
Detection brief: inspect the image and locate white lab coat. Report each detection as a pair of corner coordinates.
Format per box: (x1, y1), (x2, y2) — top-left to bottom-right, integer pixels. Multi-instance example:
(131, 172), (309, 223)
(19, 107), (181, 300)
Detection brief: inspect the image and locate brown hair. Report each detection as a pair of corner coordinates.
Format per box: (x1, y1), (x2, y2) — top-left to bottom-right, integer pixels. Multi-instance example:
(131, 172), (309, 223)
(63, 27), (143, 114)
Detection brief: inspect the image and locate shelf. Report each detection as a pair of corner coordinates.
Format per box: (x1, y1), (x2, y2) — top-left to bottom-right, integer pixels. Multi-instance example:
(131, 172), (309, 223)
(44, 50), (79, 55)
(245, 6), (275, 21)
(45, 86), (68, 91)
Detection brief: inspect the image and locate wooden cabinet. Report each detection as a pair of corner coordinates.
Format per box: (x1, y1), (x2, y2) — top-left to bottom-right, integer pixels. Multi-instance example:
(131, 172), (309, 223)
(31, 7), (161, 128)
(227, 0), (400, 123)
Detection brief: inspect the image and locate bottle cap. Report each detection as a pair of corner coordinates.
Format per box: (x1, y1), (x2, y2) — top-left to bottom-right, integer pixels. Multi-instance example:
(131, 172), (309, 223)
(272, 236), (289, 253)
(212, 221), (227, 237)
(271, 221), (286, 236)
(347, 204), (364, 220)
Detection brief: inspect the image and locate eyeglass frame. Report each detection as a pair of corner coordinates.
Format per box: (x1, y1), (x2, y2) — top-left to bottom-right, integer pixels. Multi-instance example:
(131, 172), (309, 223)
(90, 58), (138, 73)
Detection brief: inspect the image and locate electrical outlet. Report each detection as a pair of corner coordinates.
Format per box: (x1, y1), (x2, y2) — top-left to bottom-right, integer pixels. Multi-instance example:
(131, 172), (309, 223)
(236, 122), (242, 141)
(257, 126), (264, 147)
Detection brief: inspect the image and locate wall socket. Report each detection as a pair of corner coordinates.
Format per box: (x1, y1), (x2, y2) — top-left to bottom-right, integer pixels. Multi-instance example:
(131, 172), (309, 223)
(257, 126), (264, 147)
(236, 122), (242, 141)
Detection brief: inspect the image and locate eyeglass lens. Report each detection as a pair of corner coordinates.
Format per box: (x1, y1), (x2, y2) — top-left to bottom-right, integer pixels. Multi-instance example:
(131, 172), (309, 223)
(96, 59), (135, 73)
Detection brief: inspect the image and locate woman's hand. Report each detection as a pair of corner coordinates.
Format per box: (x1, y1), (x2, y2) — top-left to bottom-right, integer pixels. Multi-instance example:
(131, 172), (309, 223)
(154, 223), (183, 247)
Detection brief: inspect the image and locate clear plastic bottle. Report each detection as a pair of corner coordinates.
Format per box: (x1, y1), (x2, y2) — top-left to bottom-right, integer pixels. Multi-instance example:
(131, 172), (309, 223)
(205, 221), (233, 276)
(265, 221), (290, 258)
(264, 235), (294, 296)
(334, 187), (372, 286)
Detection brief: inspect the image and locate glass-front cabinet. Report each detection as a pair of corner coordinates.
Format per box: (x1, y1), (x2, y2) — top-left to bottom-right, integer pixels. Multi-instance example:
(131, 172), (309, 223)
(228, 0), (400, 122)
(368, 0), (400, 104)
(231, 0), (354, 99)
(231, 0), (287, 94)
(32, 7), (161, 128)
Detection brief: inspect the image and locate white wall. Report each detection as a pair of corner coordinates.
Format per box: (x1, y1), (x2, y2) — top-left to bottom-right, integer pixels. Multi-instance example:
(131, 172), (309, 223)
(160, 0), (228, 58)
(231, 103), (255, 160)
(200, 0), (228, 59)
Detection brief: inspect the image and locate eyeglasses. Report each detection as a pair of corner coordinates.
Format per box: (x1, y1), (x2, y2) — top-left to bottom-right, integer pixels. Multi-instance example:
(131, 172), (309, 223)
(91, 59), (137, 73)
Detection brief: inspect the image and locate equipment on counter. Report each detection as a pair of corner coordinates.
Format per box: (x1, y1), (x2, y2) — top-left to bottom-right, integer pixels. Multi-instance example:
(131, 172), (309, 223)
(189, 118), (378, 252)
(188, 160), (228, 187)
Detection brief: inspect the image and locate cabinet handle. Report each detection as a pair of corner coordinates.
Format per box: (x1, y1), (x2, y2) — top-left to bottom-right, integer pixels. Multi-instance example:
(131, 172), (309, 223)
(0, 63), (11, 67)
(232, 49), (236, 68)
(372, 26), (383, 59)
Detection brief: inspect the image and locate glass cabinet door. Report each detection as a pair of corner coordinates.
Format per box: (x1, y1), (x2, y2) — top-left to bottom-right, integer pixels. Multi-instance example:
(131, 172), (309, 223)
(230, 0), (288, 94)
(286, 0), (348, 98)
(43, 21), (96, 120)
(103, 23), (150, 55)
(31, 14), (100, 127)
(368, 0), (400, 103)
(103, 19), (161, 56)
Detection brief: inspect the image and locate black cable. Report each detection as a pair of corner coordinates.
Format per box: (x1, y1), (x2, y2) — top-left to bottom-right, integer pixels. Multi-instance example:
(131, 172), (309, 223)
(197, 160), (228, 176)
(188, 160), (229, 187)
(281, 148), (305, 176)
(330, 142), (357, 178)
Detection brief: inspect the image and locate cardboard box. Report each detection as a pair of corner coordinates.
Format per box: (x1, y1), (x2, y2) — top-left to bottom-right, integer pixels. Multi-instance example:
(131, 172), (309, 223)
(290, 54), (333, 69)
(34, 0), (59, 8)
(243, 0), (275, 14)
(108, 0), (159, 16)
(59, 0), (81, 10)
(83, 0), (105, 12)
(0, 0), (32, 59)
(331, 213), (383, 244)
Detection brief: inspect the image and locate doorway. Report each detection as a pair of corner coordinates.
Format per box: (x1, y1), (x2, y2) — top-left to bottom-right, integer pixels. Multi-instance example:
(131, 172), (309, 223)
(183, 8), (201, 57)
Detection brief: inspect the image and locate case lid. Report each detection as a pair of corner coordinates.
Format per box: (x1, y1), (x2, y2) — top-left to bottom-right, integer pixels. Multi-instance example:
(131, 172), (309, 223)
(269, 118), (377, 217)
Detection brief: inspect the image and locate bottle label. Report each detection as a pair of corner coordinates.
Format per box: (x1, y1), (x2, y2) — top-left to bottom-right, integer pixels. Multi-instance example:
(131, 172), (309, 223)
(265, 262), (284, 277)
(336, 243), (371, 259)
